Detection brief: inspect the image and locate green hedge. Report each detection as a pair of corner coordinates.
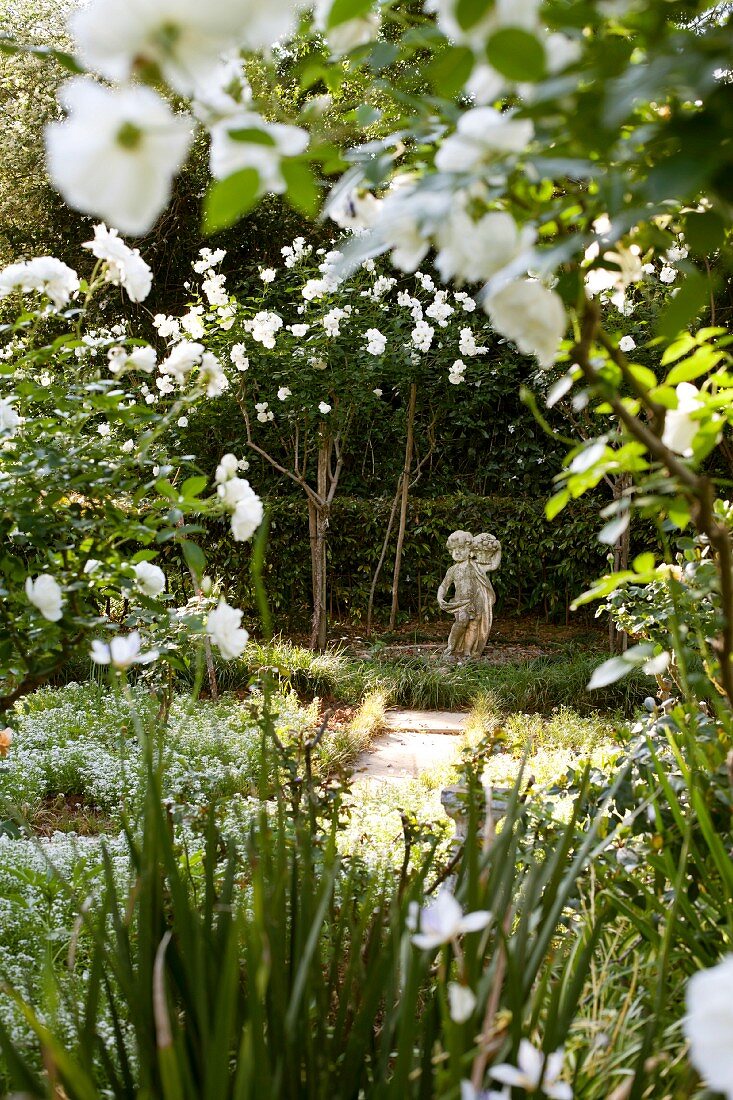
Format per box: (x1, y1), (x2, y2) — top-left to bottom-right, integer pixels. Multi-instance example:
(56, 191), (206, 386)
(166, 494), (620, 629)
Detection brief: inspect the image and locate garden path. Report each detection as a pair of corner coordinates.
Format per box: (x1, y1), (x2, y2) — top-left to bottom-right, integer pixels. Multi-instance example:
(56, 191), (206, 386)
(352, 709), (468, 781)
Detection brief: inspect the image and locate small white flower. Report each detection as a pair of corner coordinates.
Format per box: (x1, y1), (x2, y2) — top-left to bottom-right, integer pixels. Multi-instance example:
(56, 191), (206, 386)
(448, 983), (476, 1023)
(277, 386), (292, 401)
(198, 352), (229, 397)
(364, 327), (387, 355)
(684, 956), (733, 1098)
(231, 495), (264, 540)
(121, 439), (135, 453)
(45, 79), (193, 236)
(412, 888), (491, 949)
(259, 267), (276, 283)
(215, 453), (240, 483)
(133, 561), (166, 597)
(90, 630), (159, 669)
(289, 323), (310, 337)
(318, 401), (332, 414)
(206, 598), (249, 660)
(618, 335), (636, 352)
(25, 574), (64, 622)
(230, 344), (249, 371)
(82, 223), (152, 301)
(659, 265), (677, 284)
(373, 387), (383, 397)
(177, 416), (188, 427)
(0, 257), (79, 310)
(491, 1040), (572, 1100)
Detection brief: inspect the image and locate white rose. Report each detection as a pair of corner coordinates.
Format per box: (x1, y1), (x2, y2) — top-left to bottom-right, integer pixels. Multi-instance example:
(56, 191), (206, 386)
(231, 495), (264, 542)
(0, 398), (20, 436)
(90, 631), (158, 669)
(25, 574), (64, 621)
(618, 335), (636, 352)
(206, 599), (249, 660)
(661, 383), (704, 457)
(485, 279), (566, 368)
(318, 401), (332, 414)
(133, 561), (166, 597)
(684, 956), (733, 1097)
(435, 107), (534, 173)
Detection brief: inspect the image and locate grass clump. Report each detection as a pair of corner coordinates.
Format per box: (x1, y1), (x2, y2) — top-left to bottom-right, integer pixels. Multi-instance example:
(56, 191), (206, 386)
(219, 639), (650, 716)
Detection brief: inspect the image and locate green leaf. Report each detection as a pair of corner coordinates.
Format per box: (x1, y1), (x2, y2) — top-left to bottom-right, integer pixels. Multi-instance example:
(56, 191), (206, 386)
(655, 270), (709, 341)
(226, 127), (277, 146)
(181, 540), (206, 580)
(456, 0), (492, 31)
(327, 0), (372, 29)
(281, 159), (320, 217)
(368, 41), (399, 69)
(545, 489), (570, 521)
(428, 46), (475, 97)
(685, 210), (727, 256)
(666, 346), (724, 385)
(486, 28), (546, 82)
(203, 169), (261, 235)
(180, 476), (208, 501)
(668, 498), (691, 530)
(633, 552), (655, 573)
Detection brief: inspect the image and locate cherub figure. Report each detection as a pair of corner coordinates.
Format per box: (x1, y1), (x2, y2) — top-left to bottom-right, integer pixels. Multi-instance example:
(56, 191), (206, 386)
(466, 532), (502, 656)
(437, 530), (478, 661)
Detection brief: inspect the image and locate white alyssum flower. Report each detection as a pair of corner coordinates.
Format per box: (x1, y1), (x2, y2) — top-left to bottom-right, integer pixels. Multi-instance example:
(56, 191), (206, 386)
(485, 279), (566, 369)
(318, 401), (332, 415)
(412, 888), (491, 949)
(436, 209), (535, 286)
(661, 383), (705, 457)
(448, 983), (476, 1024)
(684, 956), (733, 1098)
(491, 1040), (572, 1100)
(0, 398), (20, 436)
(259, 267), (276, 283)
(210, 112), (308, 194)
(618, 335), (636, 352)
(82, 223), (152, 301)
(90, 631), (158, 669)
(277, 386), (292, 401)
(0, 257), (80, 310)
(365, 328), (387, 355)
(46, 79), (192, 237)
(25, 574), (64, 622)
(230, 344), (249, 371)
(206, 599), (249, 660)
(133, 561), (166, 597)
(435, 107), (534, 173)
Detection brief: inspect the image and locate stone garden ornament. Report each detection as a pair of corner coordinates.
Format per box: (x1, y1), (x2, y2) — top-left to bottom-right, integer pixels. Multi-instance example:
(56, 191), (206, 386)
(437, 530), (501, 661)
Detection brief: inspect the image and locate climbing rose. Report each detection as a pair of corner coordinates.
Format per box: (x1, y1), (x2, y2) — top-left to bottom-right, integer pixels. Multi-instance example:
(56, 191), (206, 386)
(206, 599), (249, 660)
(485, 279), (566, 369)
(25, 575), (64, 622)
(661, 383), (705, 457)
(684, 956), (733, 1097)
(133, 561), (166, 597)
(82, 224), (152, 302)
(46, 79), (192, 236)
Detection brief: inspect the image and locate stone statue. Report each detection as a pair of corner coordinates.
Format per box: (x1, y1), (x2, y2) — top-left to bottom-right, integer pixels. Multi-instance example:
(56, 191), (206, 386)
(437, 529), (501, 661)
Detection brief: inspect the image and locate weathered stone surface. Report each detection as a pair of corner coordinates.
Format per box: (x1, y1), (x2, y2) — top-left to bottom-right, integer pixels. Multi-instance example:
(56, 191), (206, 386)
(437, 530), (501, 661)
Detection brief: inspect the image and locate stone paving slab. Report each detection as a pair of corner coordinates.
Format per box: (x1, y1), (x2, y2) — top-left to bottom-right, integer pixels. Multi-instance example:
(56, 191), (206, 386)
(382, 709), (470, 734)
(352, 728), (465, 781)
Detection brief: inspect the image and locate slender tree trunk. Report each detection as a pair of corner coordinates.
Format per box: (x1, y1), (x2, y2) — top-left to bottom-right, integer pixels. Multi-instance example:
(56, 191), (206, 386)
(390, 383), (418, 631)
(177, 517), (218, 699)
(609, 473), (632, 654)
(309, 436), (330, 651)
(366, 476), (402, 636)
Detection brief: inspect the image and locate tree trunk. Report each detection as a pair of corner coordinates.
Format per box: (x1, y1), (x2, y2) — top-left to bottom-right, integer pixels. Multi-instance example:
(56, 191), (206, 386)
(389, 383), (417, 631)
(309, 436), (330, 651)
(366, 476), (402, 636)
